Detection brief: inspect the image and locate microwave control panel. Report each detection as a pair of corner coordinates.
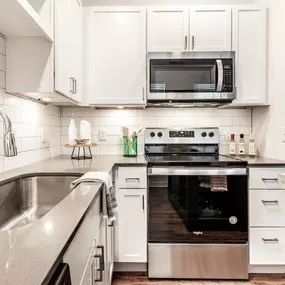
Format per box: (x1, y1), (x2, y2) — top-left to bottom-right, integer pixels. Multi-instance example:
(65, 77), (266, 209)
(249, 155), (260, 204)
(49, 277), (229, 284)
(222, 59), (233, 92)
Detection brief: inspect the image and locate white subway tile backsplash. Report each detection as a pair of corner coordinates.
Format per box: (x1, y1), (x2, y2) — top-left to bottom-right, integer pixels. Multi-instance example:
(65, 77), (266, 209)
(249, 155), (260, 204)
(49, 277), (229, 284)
(99, 109), (137, 117)
(0, 37), (5, 55)
(61, 106), (252, 155)
(0, 71), (5, 89)
(213, 108), (251, 117)
(233, 116), (252, 126)
(0, 54), (5, 72)
(175, 109), (214, 117)
(138, 109), (176, 117)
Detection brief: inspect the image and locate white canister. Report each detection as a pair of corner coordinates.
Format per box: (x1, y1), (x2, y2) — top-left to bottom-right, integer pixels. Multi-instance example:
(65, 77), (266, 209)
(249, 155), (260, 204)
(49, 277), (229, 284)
(80, 120), (92, 143)
(68, 119), (77, 145)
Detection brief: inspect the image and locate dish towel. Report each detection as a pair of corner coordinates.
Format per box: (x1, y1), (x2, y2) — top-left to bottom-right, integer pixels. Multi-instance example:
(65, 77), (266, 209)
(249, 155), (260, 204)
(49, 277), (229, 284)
(211, 176), (228, 192)
(70, 172), (118, 222)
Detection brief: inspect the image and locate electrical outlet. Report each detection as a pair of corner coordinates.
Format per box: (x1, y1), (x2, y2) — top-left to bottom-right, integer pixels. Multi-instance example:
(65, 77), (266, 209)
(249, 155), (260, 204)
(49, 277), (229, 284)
(99, 128), (107, 141)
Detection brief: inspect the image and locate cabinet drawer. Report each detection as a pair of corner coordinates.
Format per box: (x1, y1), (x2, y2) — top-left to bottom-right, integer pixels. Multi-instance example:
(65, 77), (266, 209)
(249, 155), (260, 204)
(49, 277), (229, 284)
(249, 168), (285, 190)
(250, 190), (285, 226)
(117, 167), (147, 188)
(250, 228), (285, 265)
(64, 189), (103, 285)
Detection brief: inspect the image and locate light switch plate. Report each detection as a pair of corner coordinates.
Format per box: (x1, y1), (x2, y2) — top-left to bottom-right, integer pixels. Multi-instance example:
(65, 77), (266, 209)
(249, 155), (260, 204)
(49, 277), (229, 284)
(99, 128), (107, 141)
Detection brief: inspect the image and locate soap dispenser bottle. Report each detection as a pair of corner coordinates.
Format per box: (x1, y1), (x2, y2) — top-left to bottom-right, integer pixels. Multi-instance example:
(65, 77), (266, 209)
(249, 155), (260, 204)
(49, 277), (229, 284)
(68, 119), (77, 146)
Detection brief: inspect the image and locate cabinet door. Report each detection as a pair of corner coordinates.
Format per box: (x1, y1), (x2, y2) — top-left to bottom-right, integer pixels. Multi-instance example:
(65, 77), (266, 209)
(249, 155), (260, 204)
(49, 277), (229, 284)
(147, 7), (188, 52)
(117, 188), (147, 262)
(87, 7), (146, 105)
(233, 6), (267, 105)
(55, 0), (73, 97)
(80, 239), (96, 285)
(190, 7), (231, 51)
(70, 0), (83, 103)
(106, 221), (114, 285)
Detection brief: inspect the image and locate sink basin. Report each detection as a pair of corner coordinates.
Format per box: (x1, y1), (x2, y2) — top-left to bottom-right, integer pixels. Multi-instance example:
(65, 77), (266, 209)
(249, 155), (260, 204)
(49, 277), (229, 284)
(0, 175), (80, 231)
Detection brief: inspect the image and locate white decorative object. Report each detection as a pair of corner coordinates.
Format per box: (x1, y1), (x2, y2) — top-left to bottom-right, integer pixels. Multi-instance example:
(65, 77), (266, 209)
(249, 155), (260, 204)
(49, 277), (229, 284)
(80, 120), (92, 143)
(68, 119), (77, 146)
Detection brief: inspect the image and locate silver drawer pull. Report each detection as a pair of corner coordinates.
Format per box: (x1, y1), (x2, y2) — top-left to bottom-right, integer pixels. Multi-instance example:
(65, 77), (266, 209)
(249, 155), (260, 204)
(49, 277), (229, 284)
(125, 178), (140, 183)
(262, 178), (279, 182)
(262, 200), (279, 205)
(262, 238), (279, 243)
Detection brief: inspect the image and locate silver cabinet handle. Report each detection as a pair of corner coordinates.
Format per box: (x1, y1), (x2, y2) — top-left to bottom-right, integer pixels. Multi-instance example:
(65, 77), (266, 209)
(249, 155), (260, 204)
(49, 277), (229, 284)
(97, 245), (105, 271)
(125, 178), (140, 183)
(70, 77), (75, 93)
(262, 238), (279, 243)
(142, 195), (145, 211)
(94, 254), (103, 282)
(184, 35), (187, 50)
(262, 178), (278, 182)
(142, 87), (145, 101)
(192, 35), (195, 50)
(73, 79), (77, 94)
(262, 200), (279, 205)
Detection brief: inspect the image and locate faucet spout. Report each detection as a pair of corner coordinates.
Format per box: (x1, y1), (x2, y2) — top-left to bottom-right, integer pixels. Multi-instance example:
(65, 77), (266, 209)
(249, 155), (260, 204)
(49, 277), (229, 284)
(0, 106), (17, 157)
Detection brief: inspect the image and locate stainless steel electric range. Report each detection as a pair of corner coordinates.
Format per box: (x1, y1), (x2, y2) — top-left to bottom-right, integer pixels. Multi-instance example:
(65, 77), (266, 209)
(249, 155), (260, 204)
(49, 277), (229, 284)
(145, 127), (249, 280)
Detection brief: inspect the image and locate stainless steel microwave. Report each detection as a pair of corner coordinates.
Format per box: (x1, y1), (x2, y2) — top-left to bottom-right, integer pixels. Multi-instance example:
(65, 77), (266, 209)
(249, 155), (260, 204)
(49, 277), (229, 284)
(147, 52), (236, 104)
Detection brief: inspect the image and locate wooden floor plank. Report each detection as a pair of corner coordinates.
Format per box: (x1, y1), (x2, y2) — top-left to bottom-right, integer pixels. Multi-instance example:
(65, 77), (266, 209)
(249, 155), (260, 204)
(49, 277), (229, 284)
(112, 276), (285, 285)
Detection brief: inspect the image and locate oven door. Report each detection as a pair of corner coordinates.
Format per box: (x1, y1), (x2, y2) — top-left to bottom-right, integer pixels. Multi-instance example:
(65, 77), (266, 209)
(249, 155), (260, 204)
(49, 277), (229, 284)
(148, 58), (235, 101)
(148, 167), (248, 244)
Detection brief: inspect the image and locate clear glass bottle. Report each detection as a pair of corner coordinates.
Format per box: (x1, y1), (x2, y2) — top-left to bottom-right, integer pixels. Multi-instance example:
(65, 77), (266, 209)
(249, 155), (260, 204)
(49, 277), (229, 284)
(229, 134), (236, 155)
(249, 135), (256, 157)
(238, 134), (245, 155)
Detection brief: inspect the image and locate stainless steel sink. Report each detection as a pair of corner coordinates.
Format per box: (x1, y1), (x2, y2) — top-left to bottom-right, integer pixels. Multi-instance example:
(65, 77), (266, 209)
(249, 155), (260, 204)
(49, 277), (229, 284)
(0, 175), (80, 231)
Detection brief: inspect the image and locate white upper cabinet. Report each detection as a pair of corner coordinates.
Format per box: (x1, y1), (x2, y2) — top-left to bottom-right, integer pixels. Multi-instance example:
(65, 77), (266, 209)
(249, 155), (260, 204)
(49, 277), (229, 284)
(146, 6), (232, 52)
(0, 0), (54, 41)
(55, 0), (83, 103)
(232, 6), (268, 105)
(85, 7), (146, 106)
(147, 7), (188, 52)
(189, 7), (232, 51)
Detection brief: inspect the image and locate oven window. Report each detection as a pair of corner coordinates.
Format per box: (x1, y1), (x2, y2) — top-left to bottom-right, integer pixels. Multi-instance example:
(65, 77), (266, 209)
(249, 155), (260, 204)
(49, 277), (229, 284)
(148, 175), (248, 244)
(150, 59), (217, 93)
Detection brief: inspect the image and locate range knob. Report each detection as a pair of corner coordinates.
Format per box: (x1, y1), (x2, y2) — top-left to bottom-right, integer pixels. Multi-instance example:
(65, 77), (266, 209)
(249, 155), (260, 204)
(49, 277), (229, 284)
(201, 132), (207, 137)
(209, 132), (215, 137)
(150, 132), (155, 138)
(158, 132), (163, 138)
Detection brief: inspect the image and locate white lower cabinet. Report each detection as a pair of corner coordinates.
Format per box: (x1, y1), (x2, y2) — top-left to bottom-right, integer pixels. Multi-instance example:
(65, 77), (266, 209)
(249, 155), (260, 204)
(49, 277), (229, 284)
(63, 188), (113, 285)
(250, 190), (285, 227)
(249, 166), (285, 268)
(115, 166), (147, 263)
(250, 228), (285, 265)
(117, 188), (147, 263)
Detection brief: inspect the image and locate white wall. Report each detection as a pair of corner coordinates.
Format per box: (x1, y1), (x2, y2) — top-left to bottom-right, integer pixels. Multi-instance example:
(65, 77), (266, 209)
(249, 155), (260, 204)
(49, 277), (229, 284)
(0, 35), (61, 172)
(61, 107), (252, 156)
(252, 0), (285, 160)
(83, 0), (255, 6)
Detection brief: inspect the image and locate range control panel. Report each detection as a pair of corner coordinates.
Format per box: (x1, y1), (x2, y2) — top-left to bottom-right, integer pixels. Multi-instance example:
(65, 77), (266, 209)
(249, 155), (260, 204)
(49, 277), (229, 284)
(169, 131), (195, 138)
(145, 128), (220, 145)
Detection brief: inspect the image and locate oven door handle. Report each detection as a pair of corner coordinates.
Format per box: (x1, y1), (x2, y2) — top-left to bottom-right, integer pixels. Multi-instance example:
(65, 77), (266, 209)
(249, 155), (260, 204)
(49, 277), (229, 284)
(216, 59), (223, 92)
(148, 167), (247, 176)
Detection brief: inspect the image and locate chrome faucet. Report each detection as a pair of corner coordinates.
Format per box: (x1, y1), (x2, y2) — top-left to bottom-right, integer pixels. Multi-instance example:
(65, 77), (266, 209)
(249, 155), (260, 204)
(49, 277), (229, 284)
(0, 106), (17, 157)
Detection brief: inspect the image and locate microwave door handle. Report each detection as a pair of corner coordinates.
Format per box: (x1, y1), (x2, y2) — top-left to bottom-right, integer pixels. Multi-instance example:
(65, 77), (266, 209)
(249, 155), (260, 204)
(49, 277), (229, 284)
(216, 60), (223, 92)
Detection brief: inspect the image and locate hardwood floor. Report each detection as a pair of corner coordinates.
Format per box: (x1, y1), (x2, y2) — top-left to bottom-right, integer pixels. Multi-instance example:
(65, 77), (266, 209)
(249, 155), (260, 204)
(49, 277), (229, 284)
(112, 275), (285, 285)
